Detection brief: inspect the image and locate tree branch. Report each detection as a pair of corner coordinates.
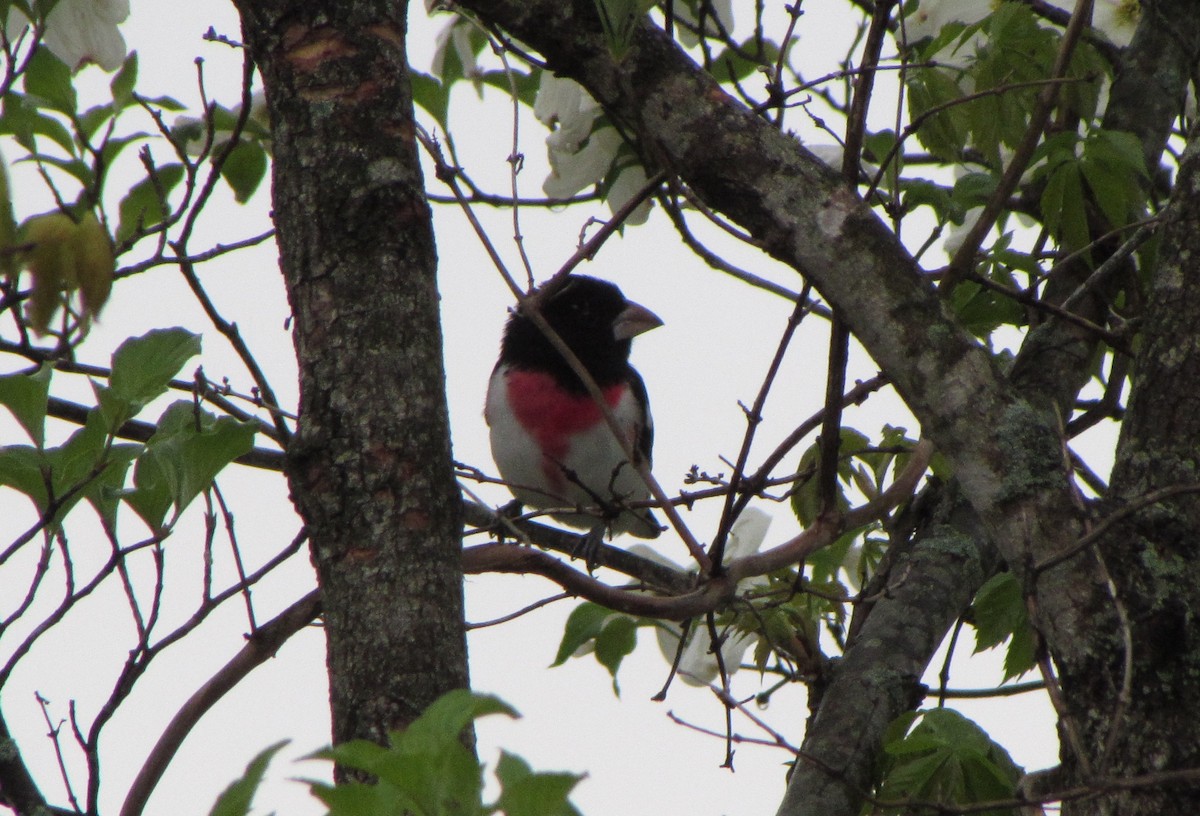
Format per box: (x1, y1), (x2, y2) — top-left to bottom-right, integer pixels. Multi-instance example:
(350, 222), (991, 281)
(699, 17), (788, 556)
(118, 591), (321, 816)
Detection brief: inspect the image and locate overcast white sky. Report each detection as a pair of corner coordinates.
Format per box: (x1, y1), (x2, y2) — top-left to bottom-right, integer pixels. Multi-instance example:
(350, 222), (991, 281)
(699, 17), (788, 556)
(0, 2), (1104, 814)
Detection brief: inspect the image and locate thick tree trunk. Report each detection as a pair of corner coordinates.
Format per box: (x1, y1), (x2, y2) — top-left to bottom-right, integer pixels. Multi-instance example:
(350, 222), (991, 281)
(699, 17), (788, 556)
(1059, 126), (1200, 814)
(232, 0), (470, 749)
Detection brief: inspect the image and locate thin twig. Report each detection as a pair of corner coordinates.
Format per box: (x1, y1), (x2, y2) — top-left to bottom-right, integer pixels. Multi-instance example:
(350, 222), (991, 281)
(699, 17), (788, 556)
(710, 290), (811, 573)
(466, 593), (571, 629)
(1034, 483), (1200, 574)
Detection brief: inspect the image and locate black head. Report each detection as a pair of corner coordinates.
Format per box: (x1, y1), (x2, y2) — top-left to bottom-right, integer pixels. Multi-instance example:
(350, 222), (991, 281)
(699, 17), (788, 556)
(499, 276), (660, 391)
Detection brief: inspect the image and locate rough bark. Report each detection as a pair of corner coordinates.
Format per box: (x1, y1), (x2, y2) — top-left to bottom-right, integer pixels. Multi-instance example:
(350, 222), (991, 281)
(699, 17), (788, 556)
(780, 486), (998, 816)
(1055, 127), (1200, 814)
(232, 0), (470, 749)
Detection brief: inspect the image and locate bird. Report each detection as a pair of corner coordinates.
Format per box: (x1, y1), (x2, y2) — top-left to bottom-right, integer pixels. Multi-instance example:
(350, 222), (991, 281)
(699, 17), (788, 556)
(486, 275), (663, 551)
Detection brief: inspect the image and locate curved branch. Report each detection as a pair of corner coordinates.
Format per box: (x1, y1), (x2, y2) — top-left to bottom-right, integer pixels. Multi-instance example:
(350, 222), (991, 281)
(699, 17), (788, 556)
(118, 591), (321, 816)
(464, 543), (732, 620)
(461, 500), (693, 592)
(463, 440), (933, 618)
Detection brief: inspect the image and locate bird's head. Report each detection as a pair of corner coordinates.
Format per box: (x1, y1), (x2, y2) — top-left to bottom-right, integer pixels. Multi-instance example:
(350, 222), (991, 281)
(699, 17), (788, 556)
(501, 275), (662, 390)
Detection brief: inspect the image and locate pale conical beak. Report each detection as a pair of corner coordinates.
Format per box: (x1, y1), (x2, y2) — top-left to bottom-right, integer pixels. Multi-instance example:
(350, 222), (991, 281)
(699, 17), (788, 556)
(612, 301), (663, 341)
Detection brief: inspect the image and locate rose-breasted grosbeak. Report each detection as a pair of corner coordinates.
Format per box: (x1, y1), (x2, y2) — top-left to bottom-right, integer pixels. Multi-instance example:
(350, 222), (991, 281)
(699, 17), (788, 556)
(486, 275), (663, 542)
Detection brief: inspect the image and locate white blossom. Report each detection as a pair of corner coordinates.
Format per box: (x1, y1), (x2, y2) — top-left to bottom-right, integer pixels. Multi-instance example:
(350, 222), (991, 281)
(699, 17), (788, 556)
(7, 0), (129, 72)
(544, 125), (623, 199)
(907, 0), (1140, 53)
(535, 73), (614, 199)
(534, 73), (600, 130)
(902, 0), (994, 50)
(605, 160), (652, 225)
(535, 73), (652, 221)
(944, 205), (985, 257)
(1048, 0), (1139, 47)
(636, 508), (773, 686)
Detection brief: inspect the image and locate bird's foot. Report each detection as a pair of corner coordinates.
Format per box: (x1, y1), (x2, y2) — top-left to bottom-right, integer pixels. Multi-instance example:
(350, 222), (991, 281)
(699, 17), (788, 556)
(492, 499), (525, 542)
(572, 522), (609, 574)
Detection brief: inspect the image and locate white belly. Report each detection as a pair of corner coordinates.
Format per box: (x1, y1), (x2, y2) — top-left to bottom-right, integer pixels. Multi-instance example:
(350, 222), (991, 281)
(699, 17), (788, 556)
(486, 368), (654, 535)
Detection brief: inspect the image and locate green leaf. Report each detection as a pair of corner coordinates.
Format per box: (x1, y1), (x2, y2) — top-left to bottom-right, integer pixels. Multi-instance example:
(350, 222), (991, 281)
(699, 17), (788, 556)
(0, 141), (16, 279)
(308, 780), (395, 816)
(970, 572), (1037, 680)
(1001, 623), (1036, 682)
(85, 442), (140, 528)
(863, 129), (899, 171)
(552, 601), (616, 666)
(708, 37), (780, 83)
(109, 327), (201, 412)
(1061, 42), (1107, 125)
(494, 751), (582, 816)
(805, 528), (861, 585)
(1079, 156), (1128, 230)
(124, 440), (172, 531)
(23, 47), (76, 116)
(99, 132), (151, 168)
(879, 708), (1022, 816)
(0, 445), (50, 512)
(206, 742), (287, 816)
(181, 414), (255, 488)
(0, 363), (52, 446)
(971, 572), (1024, 651)
(205, 102), (271, 142)
(790, 428), (870, 526)
(317, 690), (512, 816)
(22, 409), (130, 529)
(477, 68), (540, 112)
(949, 277), (1023, 338)
(311, 693), (565, 816)
(116, 162), (185, 243)
(952, 171), (998, 211)
(899, 178), (957, 223)
(77, 104), (113, 142)
(791, 446), (822, 528)
(592, 0), (656, 57)
(1041, 161), (1089, 254)
(909, 18), (971, 57)
(28, 154), (94, 189)
(0, 93), (75, 154)
(110, 52), (139, 108)
(138, 94), (187, 112)
(218, 140), (268, 203)
(906, 68), (969, 162)
(410, 69), (450, 127)
(594, 615), (637, 695)
(1088, 129), (1148, 178)
(874, 424), (918, 485)
(399, 688), (517, 749)
(48, 410), (107, 492)
(121, 400), (255, 527)
(1079, 130), (1148, 230)
(18, 152), (94, 187)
